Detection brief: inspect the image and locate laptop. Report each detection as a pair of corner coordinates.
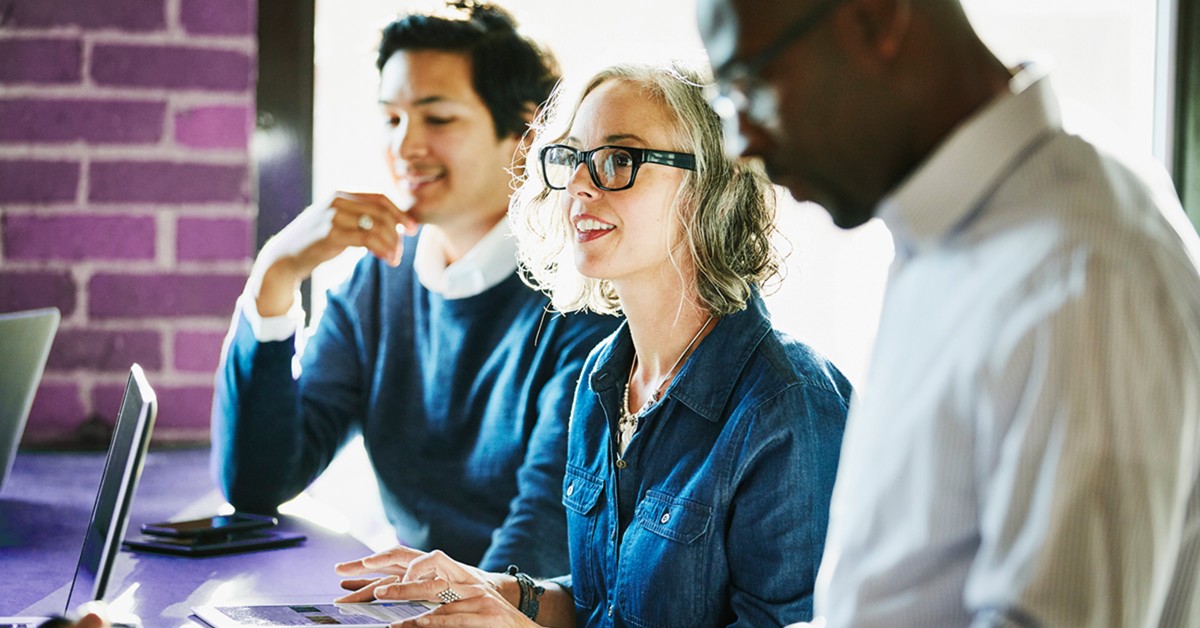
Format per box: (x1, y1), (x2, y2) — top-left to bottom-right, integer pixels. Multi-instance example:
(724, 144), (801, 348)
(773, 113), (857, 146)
(0, 307), (61, 492)
(0, 364), (157, 628)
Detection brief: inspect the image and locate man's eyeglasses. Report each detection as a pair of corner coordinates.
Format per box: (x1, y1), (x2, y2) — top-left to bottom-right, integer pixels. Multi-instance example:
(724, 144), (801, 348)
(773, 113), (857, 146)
(707, 0), (846, 126)
(539, 144), (696, 192)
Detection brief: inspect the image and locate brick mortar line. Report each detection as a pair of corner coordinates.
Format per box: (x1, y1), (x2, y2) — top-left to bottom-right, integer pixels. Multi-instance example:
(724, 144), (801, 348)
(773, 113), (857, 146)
(78, 151), (90, 207)
(1, 259), (251, 274)
(0, 87), (254, 106)
(0, 31), (254, 53)
(0, 145), (251, 163)
(54, 319), (232, 332)
(69, 264), (92, 326)
(81, 36), (96, 90)
(157, 209), (174, 266)
(166, 0), (182, 34)
(85, 32), (255, 53)
(0, 204), (256, 215)
(42, 371), (220, 386)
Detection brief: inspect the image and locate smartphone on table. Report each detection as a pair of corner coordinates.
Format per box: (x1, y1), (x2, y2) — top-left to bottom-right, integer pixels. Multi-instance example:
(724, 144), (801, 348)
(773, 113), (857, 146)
(140, 513), (277, 538)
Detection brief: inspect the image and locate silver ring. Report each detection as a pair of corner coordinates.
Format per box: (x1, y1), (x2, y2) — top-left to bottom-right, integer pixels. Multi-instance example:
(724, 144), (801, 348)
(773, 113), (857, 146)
(437, 587), (462, 604)
(357, 214), (374, 231)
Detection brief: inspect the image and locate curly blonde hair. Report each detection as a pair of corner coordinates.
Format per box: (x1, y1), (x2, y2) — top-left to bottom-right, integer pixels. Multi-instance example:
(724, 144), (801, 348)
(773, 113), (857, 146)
(509, 62), (780, 317)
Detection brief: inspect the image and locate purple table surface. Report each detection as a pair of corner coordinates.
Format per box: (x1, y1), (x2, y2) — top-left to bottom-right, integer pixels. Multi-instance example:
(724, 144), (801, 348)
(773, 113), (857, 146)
(0, 447), (375, 625)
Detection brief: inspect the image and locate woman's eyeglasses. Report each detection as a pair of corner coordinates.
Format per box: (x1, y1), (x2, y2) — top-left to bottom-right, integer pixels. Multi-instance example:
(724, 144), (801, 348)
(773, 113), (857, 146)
(539, 144), (696, 192)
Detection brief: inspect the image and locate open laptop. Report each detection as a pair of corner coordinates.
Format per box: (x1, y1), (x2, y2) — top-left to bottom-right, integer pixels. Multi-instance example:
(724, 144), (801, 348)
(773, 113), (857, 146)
(0, 307), (61, 492)
(1, 364), (157, 628)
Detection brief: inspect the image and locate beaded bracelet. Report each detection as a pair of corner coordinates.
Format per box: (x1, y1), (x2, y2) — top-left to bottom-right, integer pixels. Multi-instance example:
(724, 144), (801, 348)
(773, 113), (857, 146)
(506, 564), (545, 620)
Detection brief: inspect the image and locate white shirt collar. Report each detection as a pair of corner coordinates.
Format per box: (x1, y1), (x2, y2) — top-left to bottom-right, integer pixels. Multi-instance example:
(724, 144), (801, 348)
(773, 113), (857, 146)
(412, 218), (518, 299)
(877, 64), (1059, 257)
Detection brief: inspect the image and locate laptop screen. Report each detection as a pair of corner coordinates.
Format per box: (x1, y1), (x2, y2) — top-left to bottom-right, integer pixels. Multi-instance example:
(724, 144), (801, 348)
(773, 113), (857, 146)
(65, 364), (157, 610)
(0, 307), (61, 492)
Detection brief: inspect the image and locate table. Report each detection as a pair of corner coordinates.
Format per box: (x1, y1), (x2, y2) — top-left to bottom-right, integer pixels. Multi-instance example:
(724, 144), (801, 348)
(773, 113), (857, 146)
(0, 448), (376, 625)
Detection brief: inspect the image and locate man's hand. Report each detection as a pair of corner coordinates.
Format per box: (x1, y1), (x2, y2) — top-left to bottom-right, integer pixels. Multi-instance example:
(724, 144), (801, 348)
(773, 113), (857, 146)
(254, 192), (418, 317)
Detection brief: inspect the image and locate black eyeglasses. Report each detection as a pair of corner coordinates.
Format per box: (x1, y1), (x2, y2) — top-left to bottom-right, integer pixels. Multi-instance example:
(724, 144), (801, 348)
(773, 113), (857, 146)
(707, 0), (846, 125)
(538, 144), (696, 192)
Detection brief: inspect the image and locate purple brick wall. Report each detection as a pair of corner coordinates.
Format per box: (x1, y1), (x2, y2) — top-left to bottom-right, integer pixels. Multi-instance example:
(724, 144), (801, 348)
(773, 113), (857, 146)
(0, 0), (258, 444)
(0, 99), (166, 144)
(90, 161), (251, 203)
(92, 45), (253, 91)
(0, 40), (82, 84)
(93, 382), (215, 432)
(174, 330), (228, 373)
(181, 0), (255, 35)
(175, 105), (253, 149)
(0, 271), (78, 315)
(27, 382), (87, 436)
(3, 0), (167, 31)
(177, 217), (253, 260)
(0, 161), (80, 203)
(48, 329), (164, 371)
(3, 214), (157, 261)
(88, 272), (246, 318)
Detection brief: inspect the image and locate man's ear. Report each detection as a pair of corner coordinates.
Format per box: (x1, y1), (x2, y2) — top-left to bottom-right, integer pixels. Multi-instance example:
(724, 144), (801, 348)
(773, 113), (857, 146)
(831, 0), (911, 71)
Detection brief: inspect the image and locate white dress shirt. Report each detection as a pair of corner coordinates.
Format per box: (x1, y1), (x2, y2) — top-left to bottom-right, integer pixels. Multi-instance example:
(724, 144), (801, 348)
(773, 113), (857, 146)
(815, 67), (1200, 627)
(243, 219), (517, 342)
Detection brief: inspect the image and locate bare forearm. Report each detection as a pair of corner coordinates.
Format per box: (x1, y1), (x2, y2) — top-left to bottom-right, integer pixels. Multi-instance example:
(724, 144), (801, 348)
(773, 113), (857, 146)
(256, 257), (304, 317)
(531, 582), (575, 628)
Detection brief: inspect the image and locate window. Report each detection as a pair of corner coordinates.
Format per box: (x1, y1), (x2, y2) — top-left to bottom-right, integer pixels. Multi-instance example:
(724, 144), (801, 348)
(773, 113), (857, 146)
(303, 0), (1170, 540)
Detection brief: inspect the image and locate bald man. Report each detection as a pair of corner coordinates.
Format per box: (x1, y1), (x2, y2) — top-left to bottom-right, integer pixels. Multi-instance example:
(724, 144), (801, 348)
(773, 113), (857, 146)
(699, 0), (1200, 626)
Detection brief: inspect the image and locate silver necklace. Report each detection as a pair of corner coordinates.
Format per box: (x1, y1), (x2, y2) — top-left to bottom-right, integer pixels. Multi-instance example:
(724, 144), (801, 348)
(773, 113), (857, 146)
(619, 315), (714, 447)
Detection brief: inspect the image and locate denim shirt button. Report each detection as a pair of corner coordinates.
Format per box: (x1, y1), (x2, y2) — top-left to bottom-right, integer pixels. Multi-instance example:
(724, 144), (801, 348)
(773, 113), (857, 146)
(607, 604), (614, 617)
(615, 459), (628, 469)
(566, 483), (574, 497)
(660, 511), (671, 524)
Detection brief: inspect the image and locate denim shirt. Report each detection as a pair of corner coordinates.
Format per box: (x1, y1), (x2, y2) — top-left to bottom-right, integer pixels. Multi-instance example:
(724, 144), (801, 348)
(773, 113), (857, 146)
(562, 296), (852, 627)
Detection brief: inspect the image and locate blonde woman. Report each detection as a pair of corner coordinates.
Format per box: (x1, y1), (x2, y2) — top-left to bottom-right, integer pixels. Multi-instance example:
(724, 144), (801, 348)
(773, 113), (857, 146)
(335, 63), (851, 627)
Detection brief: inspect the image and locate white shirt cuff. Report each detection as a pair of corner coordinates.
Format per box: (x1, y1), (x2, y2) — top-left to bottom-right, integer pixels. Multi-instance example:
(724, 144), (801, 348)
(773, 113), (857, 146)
(238, 292), (303, 343)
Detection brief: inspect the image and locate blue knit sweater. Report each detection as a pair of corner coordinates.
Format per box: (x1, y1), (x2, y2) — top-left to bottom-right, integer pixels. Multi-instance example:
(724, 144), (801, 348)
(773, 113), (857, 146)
(211, 235), (619, 576)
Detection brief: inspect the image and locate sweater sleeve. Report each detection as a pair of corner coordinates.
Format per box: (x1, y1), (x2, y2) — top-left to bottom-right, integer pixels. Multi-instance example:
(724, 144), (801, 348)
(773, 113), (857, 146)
(211, 271), (373, 514)
(479, 312), (619, 577)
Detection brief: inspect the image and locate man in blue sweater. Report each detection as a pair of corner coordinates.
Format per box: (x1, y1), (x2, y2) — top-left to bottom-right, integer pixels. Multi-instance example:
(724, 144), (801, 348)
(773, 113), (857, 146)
(211, 2), (618, 578)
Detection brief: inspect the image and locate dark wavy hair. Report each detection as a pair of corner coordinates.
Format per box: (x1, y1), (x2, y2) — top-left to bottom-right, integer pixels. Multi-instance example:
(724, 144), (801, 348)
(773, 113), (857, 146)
(376, 1), (560, 140)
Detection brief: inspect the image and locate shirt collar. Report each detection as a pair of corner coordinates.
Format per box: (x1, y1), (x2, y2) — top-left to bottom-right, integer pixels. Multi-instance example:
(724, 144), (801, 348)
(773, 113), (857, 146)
(588, 294), (773, 423)
(877, 64), (1060, 256)
(413, 219), (518, 299)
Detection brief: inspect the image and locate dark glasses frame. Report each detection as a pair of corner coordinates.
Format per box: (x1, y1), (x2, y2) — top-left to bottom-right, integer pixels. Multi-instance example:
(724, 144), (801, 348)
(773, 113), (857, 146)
(538, 144), (697, 192)
(707, 0), (846, 126)
(711, 0), (846, 89)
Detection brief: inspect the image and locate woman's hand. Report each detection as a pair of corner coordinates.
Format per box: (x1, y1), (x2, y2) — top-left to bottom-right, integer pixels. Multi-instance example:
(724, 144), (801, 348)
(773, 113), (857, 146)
(333, 546), (514, 607)
(391, 584), (541, 627)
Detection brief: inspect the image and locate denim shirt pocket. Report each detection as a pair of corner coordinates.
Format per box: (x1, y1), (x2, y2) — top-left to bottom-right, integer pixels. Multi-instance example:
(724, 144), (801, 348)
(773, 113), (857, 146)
(635, 490), (711, 543)
(618, 490), (714, 628)
(562, 465), (605, 608)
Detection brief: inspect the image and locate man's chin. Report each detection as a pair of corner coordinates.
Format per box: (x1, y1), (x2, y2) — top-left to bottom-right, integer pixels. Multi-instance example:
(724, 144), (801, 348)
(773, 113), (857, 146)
(828, 208), (873, 230)
(777, 181), (873, 230)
